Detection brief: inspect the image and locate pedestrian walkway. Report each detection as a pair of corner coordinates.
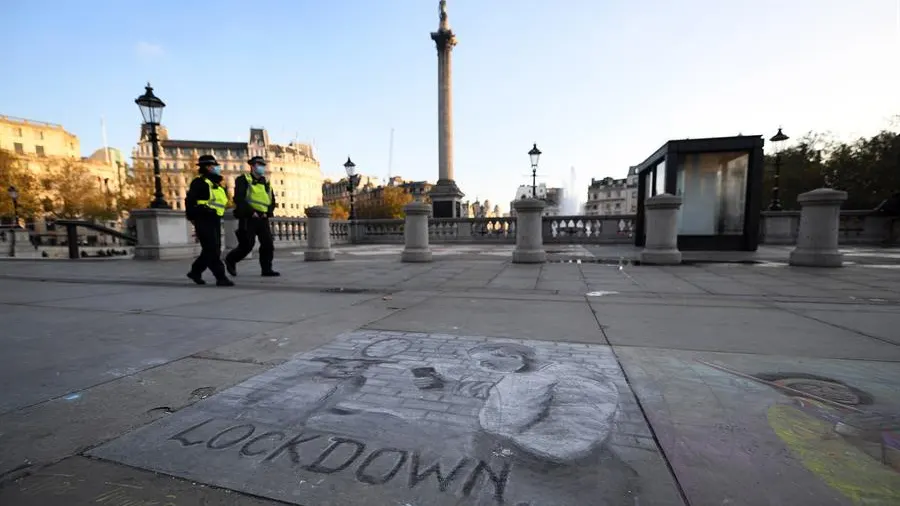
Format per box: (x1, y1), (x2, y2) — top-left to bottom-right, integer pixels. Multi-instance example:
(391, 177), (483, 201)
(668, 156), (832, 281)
(0, 249), (899, 505)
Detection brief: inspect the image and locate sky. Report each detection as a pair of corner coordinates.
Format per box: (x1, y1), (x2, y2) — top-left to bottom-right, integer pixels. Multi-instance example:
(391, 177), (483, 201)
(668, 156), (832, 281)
(2, 0), (898, 212)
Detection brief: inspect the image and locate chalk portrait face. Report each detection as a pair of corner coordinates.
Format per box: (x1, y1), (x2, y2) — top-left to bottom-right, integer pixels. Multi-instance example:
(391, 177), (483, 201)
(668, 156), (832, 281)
(755, 372), (873, 406)
(313, 358), (379, 379)
(777, 378), (861, 405)
(468, 343), (535, 373)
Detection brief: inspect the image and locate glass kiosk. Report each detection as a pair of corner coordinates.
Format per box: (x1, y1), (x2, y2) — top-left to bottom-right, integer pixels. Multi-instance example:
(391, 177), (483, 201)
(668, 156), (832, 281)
(634, 136), (765, 251)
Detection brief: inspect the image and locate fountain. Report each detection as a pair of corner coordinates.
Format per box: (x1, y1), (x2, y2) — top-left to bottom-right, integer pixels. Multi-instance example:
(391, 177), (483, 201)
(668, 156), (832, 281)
(561, 166), (582, 215)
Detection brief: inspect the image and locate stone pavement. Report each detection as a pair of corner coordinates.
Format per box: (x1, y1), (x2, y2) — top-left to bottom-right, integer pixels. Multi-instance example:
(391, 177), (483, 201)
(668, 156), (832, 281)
(0, 245), (899, 505)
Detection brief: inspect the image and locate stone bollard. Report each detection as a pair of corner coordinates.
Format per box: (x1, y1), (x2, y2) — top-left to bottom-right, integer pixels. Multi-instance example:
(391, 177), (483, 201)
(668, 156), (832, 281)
(639, 193), (682, 265)
(304, 206), (335, 261)
(789, 188), (848, 267)
(512, 198), (547, 264)
(401, 201), (433, 262)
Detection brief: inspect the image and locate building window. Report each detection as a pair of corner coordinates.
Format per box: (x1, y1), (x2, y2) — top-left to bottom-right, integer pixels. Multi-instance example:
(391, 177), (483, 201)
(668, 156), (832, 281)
(14, 127), (22, 137)
(35, 145), (45, 156)
(13, 142), (23, 154)
(36, 131), (44, 140)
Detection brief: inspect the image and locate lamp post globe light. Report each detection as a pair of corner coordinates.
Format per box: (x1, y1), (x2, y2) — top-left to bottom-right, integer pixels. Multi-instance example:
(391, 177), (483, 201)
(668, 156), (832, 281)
(768, 127), (789, 211)
(528, 143), (542, 199)
(135, 83), (170, 209)
(7, 185), (19, 228)
(344, 157), (357, 220)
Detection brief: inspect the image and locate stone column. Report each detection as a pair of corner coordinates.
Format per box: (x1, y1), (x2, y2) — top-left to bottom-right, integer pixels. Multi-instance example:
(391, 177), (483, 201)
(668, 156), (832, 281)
(789, 188), (847, 267)
(132, 209), (200, 260)
(428, 0), (464, 217)
(402, 201), (433, 262)
(639, 193), (682, 265)
(512, 198), (546, 264)
(304, 206), (335, 261)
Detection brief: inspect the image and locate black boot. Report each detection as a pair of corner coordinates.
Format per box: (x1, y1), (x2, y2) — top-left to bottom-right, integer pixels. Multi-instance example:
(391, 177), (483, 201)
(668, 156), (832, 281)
(225, 258), (237, 277)
(216, 278), (235, 287)
(261, 270), (281, 277)
(187, 272), (206, 285)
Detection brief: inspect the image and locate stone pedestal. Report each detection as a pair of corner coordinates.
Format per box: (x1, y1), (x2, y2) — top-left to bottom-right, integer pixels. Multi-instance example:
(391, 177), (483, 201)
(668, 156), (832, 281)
(640, 193), (682, 265)
(304, 206), (335, 261)
(789, 188), (847, 267)
(429, 180), (464, 218)
(132, 209), (199, 260)
(512, 199), (546, 264)
(402, 201), (433, 262)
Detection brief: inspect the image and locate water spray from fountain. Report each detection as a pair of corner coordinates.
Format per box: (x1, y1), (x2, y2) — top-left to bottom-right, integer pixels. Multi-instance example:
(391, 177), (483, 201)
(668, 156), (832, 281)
(561, 166), (582, 215)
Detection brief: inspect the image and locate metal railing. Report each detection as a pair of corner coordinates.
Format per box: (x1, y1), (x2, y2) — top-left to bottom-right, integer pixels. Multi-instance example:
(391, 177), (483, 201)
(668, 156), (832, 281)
(53, 220), (137, 259)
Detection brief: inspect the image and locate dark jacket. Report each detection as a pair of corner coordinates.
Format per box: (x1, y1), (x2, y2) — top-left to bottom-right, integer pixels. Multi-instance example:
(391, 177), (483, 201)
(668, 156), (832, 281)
(232, 173), (276, 219)
(185, 171), (225, 221)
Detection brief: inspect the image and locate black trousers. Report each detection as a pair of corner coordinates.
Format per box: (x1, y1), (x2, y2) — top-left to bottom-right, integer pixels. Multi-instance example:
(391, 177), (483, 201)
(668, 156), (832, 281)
(190, 217), (227, 280)
(225, 216), (274, 272)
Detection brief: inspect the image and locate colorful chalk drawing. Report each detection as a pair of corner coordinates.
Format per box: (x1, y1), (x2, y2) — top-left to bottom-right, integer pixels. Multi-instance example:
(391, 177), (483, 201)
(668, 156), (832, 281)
(700, 362), (900, 505)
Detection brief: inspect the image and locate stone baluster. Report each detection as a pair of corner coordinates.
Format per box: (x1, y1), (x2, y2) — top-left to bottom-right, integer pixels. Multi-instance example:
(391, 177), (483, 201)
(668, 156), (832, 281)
(512, 199), (546, 263)
(402, 202), (433, 262)
(639, 193), (682, 265)
(789, 188), (848, 267)
(304, 206), (335, 261)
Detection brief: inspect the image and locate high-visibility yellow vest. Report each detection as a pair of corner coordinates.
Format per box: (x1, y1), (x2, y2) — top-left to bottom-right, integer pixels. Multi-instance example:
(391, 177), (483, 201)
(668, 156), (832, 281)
(196, 178), (227, 217)
(244, 174), (273, 213)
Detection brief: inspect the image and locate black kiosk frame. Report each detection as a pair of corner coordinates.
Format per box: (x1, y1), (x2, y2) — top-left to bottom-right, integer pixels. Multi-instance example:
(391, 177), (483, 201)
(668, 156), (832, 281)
(634, 136), (765, 251)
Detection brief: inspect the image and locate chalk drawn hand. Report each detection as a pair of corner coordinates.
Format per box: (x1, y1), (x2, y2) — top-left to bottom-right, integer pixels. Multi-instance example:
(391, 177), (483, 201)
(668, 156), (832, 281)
(410, 366), (445, 390)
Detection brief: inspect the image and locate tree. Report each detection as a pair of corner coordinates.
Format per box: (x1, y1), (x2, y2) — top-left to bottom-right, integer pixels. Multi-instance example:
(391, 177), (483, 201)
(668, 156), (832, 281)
(40, 158), (116, 220)
(356, 186), (414, 219)
(328, 199), (350, 220)
(760, 125), (900, 210)
(0, 149), (42, 223)
(118, 162), (155, 211)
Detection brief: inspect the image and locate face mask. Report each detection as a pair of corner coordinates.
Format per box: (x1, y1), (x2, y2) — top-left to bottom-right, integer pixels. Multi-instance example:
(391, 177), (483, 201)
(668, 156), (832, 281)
(211, 165), (222, 176)
(253, 165), (266, 176)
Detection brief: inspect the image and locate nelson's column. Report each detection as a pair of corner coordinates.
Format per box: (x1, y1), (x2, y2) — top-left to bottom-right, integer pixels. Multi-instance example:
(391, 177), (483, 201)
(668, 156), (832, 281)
(429, 0), (465, 218)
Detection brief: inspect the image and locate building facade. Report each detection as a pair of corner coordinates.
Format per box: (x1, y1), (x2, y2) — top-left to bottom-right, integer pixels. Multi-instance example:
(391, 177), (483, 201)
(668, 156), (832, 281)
(509, 183), (562, 217)
(1, 116), (125, 226)
(323, 175), (433, 218)
(132, 126), (323, 216)
(322, 174), (382, 207)
(584, 167), (638, 216)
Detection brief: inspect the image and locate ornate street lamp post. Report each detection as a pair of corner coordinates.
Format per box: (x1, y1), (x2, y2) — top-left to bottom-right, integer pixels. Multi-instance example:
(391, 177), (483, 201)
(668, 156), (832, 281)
(344, 157), (357, 220)
(768, 128), (789, 211)
(7, 185), (18, 257)
(7, 185), (19, 228)
(135, 83), (170, 209)
(528, 143), (542, 199)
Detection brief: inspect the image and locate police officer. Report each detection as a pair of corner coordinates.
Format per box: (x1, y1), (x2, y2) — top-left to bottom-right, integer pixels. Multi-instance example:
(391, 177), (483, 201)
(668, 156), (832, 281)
(225, 155), (279, 277)
(185, 154), (234, 286)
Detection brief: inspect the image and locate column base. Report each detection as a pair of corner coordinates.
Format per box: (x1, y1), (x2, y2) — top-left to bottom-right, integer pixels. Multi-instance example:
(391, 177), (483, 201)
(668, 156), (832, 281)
(429, 179), (465, 218)
(639, 249), (682, 265)
(304, 249), (335, 262)
(513, 249), (546, 264)
(789, 249), (843, 267)
(402, 248), (433, 263)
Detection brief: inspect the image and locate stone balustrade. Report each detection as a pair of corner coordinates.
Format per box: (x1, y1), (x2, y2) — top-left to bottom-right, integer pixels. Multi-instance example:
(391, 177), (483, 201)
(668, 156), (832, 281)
(760, 210), (898, 246)
(189, 210), (900, 251)
(77, 207), (898, 262)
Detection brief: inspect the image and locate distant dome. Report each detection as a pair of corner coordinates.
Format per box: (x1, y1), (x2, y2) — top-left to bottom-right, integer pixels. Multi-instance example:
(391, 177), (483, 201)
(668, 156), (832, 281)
(89, 147), (124, 165)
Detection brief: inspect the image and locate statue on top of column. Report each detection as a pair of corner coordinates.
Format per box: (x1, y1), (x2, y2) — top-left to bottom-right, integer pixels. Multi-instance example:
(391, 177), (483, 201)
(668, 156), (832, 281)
(439, 0), (449, 29)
